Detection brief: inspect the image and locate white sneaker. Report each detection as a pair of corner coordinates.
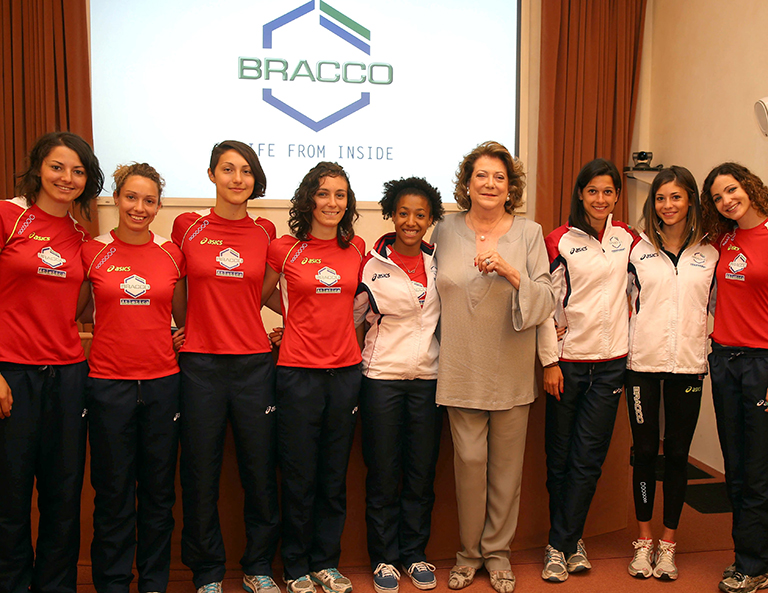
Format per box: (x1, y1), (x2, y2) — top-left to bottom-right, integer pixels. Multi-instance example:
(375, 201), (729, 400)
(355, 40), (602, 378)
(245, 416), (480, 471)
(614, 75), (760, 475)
(653, 540), (678, 581)
(197, 583), (223, 593)
(541, 545), (568, 582)
(628, 539), (653, 578)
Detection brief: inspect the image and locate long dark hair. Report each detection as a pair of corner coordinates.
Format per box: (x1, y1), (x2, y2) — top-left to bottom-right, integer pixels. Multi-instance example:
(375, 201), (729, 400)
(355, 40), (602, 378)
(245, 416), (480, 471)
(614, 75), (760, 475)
(568, 158), (621, 239)
(15, 131), (104, 220)
(289, 162), (359, 247)
(641, 166), (706, 251)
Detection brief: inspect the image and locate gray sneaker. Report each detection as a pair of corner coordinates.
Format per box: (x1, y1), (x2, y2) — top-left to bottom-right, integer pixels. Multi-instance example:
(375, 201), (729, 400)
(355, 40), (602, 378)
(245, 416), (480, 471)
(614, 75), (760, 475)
(197, 584), (223, 593)
(719, 572), (768, 593)
(541, 545), (568, 582)
(310, 568), (353, 593)
(285, 575), (317, 593)
(566, 539), (592, 573)
(245, 575), (281, 593)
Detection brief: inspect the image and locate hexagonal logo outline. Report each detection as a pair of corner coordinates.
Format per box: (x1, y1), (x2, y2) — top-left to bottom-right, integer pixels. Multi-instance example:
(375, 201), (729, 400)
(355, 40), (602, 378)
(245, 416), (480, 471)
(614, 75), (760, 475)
(261, 0), (372, 132)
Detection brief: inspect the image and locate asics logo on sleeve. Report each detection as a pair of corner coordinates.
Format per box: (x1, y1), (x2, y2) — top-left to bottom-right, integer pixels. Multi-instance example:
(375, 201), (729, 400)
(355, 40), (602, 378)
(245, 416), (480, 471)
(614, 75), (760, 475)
(570, 246), (587, 254)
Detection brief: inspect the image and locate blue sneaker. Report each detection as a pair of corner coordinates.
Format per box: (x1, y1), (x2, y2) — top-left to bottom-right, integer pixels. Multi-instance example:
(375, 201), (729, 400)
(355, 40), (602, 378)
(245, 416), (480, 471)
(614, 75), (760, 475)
(403, 562), (437, 590)
(373, 563), (400, 593)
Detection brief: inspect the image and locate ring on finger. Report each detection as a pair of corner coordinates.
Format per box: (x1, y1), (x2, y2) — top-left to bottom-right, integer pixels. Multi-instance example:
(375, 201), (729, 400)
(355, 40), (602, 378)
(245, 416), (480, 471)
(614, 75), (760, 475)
(484, 258), (491, 265)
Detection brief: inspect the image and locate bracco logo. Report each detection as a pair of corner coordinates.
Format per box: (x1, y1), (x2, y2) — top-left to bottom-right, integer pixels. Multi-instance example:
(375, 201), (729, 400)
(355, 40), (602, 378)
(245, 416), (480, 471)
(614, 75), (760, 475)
(38, 246), (66, 268)
(725, 253), (747, 282)
(216, 248), (244, 270)
(316, 265), (341, 293)
(216, 248), (245, 278)
(37, 246), (67, 277)
(728, 253), (747, 274)
(121, 275), (150, 298)
(239, 0), (392, 132)
(120, 274), (150, 305)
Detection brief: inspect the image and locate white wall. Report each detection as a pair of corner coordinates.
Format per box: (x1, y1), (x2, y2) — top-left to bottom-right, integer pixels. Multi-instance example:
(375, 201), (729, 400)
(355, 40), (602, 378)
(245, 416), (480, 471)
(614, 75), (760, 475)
(629, 0), (768, 473)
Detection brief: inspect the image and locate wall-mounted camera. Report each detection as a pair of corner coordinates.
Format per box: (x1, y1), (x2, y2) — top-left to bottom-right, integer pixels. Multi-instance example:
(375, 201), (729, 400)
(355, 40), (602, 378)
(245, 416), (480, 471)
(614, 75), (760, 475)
(632, 151), (653, 170)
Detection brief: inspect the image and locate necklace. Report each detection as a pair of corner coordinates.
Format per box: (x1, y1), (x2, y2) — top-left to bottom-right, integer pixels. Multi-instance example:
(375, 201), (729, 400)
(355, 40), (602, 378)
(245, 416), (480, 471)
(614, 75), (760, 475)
(467, 212), (505, 241)
(392, 249), (418, 274)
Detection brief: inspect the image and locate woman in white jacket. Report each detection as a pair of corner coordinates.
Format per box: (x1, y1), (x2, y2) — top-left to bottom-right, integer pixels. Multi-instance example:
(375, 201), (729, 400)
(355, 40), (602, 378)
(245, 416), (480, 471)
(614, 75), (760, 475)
(354, 177), (444, 593)
(625, 166), (717, 580)
(540, 158), (635, 583)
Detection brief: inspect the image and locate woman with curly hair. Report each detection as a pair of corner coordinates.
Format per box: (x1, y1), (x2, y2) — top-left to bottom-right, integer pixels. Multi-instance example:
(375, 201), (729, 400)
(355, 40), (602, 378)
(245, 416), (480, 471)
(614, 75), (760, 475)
(263, 162), (365, 593)
(172, 141), (279, 593)
(700, 163), (768, 593)
(353, 177), (445, 593)
(83, 162), (186, 593)
(430, 141), (554, 593)
(0, 131), (103, 593)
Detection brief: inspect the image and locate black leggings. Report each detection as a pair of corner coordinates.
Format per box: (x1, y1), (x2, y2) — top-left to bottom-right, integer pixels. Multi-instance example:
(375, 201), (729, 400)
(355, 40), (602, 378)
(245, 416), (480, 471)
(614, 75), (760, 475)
(625, 370), (703, 529)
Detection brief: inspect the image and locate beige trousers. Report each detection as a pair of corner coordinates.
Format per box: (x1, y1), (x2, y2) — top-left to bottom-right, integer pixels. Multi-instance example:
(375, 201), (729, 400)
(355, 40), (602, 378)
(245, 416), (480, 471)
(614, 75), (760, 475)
(447, 405), (530, 571)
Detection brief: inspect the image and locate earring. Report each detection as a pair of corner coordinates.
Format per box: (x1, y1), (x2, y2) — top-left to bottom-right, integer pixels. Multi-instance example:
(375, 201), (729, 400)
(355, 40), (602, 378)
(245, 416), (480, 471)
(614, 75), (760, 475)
(506, 196), (511, 202)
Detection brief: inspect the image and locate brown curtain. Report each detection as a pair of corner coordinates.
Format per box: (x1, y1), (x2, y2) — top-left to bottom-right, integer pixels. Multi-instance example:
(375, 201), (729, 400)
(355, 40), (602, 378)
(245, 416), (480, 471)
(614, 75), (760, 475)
(535, 0), (647, 235)
(1, 0), (98, 236)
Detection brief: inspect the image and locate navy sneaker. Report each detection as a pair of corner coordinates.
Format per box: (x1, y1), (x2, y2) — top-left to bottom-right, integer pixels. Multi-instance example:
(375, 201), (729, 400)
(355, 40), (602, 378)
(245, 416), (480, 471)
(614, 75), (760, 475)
(403, 562), (437, 590)
(373, 563), (400, 593)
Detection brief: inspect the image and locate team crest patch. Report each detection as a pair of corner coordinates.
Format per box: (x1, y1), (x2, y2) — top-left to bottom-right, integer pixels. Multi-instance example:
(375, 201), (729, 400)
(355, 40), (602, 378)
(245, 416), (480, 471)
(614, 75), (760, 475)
(37, 246), (67, 277)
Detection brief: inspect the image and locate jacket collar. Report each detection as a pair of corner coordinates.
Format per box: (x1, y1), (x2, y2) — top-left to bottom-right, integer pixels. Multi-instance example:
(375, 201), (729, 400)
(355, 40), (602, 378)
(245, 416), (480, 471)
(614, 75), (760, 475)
(372, 232), (435, 259)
